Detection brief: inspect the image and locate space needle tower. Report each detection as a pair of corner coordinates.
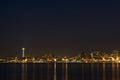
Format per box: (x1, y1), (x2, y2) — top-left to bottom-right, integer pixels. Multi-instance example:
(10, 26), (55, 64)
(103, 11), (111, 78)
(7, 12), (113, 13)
(22, 48), (25, 57)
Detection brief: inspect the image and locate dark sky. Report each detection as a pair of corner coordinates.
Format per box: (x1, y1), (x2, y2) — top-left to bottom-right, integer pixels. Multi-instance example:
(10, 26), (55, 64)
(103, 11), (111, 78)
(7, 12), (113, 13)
(0, 0), (120, 57)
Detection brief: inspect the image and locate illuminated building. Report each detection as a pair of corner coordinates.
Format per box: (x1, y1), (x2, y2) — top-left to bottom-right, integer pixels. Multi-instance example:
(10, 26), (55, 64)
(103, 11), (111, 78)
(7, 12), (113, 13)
(22, 48), (25, 57)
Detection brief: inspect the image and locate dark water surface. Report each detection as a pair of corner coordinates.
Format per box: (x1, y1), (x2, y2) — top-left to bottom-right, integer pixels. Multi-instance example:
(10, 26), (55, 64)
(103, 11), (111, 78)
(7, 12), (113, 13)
(0, 63), (120, 80)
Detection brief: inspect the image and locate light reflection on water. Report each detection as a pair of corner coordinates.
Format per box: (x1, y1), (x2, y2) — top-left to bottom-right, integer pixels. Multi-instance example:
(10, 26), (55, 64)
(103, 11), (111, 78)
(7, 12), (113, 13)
(112, 63), (119, 80)
(21, 63), (27, 80)
(103, 63), (106, 80)
(0, 63), (120, 80)
(54, 62), (56, 80)
(91, 63), (94, 80)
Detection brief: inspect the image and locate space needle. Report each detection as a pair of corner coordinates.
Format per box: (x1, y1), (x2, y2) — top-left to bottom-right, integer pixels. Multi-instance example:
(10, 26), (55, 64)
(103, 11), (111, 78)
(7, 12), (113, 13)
(22, 48), (25, 57)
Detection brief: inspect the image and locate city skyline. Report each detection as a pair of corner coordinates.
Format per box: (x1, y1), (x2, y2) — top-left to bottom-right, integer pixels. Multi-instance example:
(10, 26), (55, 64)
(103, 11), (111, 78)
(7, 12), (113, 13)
(0, 0), (120, 57)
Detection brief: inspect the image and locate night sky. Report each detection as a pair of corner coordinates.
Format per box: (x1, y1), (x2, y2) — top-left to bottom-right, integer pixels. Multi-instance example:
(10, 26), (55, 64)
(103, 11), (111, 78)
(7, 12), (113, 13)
(0, 0), (120, 57)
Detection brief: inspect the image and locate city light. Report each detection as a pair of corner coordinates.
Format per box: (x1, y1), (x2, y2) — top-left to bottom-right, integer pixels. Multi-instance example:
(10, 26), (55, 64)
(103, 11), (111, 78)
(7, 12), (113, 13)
(0, 49), (120, 63)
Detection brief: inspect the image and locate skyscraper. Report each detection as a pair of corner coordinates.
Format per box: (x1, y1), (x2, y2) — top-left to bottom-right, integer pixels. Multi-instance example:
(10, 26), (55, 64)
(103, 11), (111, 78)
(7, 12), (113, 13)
(22, 48), (25, 57)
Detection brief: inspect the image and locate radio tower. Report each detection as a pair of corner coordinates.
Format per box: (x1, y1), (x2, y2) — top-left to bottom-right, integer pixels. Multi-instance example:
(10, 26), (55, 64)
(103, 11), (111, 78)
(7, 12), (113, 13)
(22, 48), (25, 57)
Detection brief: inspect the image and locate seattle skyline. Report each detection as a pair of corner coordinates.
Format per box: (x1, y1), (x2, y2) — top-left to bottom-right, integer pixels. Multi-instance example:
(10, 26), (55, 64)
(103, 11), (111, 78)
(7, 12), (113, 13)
(0, 0), (120, 57)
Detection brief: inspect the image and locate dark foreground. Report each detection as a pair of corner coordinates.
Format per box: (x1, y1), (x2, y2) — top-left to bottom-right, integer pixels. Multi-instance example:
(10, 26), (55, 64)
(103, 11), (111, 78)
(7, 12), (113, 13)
(0, 63), (120, 80)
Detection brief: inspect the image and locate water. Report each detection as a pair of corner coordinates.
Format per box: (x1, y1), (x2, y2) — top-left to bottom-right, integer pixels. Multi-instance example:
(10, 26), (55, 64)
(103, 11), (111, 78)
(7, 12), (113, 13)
(0, 63), (120, 80)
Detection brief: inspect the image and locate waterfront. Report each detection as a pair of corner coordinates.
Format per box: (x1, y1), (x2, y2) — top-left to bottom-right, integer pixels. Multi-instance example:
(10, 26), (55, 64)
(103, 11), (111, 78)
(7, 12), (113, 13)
(0, 63), (120, 80)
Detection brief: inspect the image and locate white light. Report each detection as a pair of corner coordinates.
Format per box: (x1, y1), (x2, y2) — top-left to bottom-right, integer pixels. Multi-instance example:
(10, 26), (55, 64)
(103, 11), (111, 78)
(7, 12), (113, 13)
(22, 48), (25, 57)
(54, 58), (57, 62)
(22, 48), (25, 50)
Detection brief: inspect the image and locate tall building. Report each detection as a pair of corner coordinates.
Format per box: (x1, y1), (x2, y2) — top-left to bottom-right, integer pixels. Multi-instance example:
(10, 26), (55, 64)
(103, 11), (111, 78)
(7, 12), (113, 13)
(22, 48), (25, 57)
